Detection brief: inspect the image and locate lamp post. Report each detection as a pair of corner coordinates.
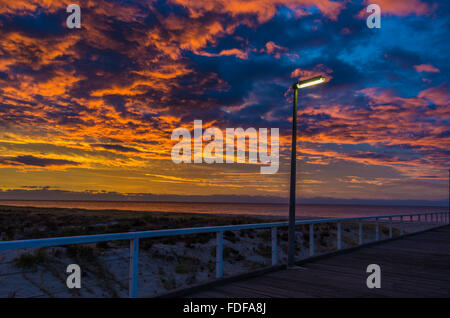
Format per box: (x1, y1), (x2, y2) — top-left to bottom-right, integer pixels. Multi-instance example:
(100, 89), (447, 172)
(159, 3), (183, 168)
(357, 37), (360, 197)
(288, 75), (326, 268)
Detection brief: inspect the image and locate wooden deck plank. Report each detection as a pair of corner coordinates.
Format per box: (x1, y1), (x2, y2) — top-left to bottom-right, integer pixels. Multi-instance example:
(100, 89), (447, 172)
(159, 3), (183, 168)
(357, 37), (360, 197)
(188, 226), (450, 298)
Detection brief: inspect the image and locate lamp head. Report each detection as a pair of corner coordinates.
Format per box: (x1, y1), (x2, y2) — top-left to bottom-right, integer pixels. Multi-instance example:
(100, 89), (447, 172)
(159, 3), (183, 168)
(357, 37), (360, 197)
(293, 75), (326, 89)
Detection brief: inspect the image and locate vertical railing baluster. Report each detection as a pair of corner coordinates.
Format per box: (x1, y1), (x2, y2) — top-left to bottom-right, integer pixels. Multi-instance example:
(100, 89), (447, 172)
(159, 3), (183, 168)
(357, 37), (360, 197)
(337, 222), (342, 250)
(309, 224), (314, 257)
(358, 220), (363, 245)
(400, 216), (404, 236)
(216, 231), (223, 278)
(389, 217), (393, 238)
(375, 218), (379, 241)
(271, 227), (277, 266)
(129, 238), (139, 298)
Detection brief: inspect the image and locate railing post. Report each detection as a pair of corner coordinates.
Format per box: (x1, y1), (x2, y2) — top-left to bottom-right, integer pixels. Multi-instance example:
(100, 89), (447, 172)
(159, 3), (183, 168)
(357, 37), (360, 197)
(309, 224), (314, 257)
(129, 238), (139, 298)
(400, 216), (404, 236)
(271, 227), (278, 266)
(358, 220), (363, 245)
(337, 222), (342, 250)
(389, 217), (393, 238)
(418, 214), (421, 225)
(375, 218), (379, 241)
(216, 231), (223, 278)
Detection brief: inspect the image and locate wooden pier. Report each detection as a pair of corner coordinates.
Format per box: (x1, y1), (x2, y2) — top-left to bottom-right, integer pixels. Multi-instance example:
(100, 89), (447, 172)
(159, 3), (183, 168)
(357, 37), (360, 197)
(187, 226), (450, 297)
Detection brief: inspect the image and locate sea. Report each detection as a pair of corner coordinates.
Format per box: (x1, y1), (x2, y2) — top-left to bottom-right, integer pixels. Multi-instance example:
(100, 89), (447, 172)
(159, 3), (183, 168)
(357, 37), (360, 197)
(0, 200), (447, 219)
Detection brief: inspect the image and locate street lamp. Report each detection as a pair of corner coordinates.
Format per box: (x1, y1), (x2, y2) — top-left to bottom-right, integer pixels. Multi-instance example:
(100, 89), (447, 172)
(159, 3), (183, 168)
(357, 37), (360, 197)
(288, 75), (326, 268)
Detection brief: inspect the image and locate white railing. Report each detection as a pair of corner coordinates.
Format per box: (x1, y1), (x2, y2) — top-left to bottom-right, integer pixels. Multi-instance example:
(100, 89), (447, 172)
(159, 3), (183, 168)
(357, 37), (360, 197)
(0, 211), (448, 297)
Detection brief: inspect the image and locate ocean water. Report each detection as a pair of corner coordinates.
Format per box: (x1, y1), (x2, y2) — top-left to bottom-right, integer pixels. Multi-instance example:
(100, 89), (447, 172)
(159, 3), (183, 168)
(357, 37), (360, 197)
(0, 200), (446, 219)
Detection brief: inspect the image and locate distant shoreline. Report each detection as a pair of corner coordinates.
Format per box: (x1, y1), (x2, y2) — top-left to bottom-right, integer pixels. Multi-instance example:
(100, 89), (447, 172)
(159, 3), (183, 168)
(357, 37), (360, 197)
(0, 201), (446, 219)
(0, 199), (446, 208)
(0, 204), (287, 220)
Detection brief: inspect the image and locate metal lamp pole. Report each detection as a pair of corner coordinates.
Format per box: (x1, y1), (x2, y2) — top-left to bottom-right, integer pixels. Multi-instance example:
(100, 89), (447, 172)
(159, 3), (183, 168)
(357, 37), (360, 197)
(287, 76), (326, 268)
(288, 85), (298, 267)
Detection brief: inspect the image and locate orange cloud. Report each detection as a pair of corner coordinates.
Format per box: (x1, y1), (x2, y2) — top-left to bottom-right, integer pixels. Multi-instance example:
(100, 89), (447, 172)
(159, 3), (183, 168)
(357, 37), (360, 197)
(171, 0), (345, 22)
(291, 64), (333, 82)
(414, 64), (440, 73)
(362, 0), (434, 16)
(197, 48), (249, 59)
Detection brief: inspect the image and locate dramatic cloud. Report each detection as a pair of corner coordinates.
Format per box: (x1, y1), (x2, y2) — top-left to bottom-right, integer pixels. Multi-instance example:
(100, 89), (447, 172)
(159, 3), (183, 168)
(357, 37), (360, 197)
(0, 155), (80, 167)
(0, 0), (448, 202)
(414, 64), (440, 73)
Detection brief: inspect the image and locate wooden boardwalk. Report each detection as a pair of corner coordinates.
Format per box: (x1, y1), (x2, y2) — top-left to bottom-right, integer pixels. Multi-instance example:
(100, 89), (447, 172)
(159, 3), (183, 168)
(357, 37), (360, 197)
(188, 226), (450, 298)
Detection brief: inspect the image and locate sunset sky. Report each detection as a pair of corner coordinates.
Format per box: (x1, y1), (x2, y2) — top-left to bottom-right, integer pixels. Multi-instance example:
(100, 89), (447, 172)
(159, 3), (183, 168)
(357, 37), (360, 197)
(0, 0), (448, 204)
